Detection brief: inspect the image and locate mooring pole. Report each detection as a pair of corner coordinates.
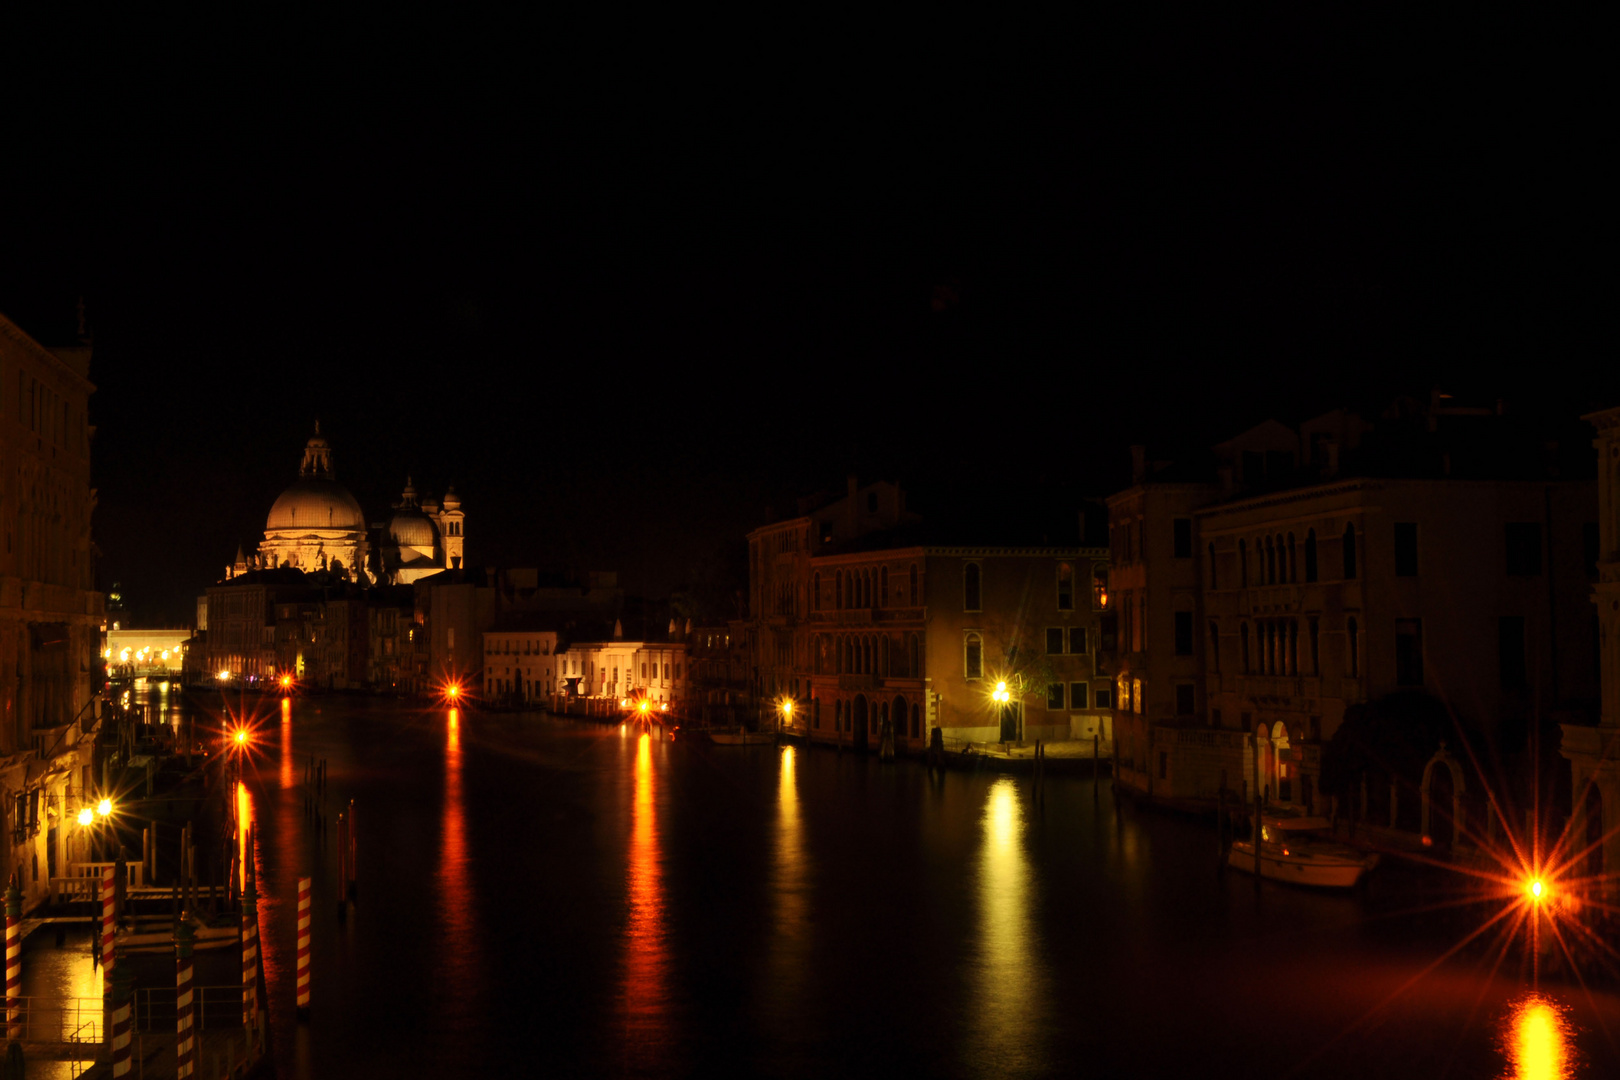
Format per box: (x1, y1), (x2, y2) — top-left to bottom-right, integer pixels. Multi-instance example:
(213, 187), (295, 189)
(5, 882), (20, 1043)
(101, 866), (117, 992)
(242, 826), (258, 1033)
(109, 955), (133, 1077)
(296, 877), (312, 1018)
(176, 915), (195, 1079)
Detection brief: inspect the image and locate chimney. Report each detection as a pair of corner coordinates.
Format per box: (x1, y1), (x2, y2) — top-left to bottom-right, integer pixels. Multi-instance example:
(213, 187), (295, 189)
(1130, 445), (1147, 485)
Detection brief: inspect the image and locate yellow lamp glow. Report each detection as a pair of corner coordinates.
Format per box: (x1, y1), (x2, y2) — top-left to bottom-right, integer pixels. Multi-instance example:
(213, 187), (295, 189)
(234, 729), (248, 746)
(78, 807), (94, 826)
(446, 683), (460, 700)
(639, 700), (650, 713)
(1529, 878), (1545, 901)
(97, 798), (112, 817)
(217, 669), (231, 681)
(782, 699), (794, 717)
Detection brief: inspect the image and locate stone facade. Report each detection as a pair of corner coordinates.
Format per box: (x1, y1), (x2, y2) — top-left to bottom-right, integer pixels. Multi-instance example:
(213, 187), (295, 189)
(1563, 406), (1620, 896)
(0, 313), (102, 912)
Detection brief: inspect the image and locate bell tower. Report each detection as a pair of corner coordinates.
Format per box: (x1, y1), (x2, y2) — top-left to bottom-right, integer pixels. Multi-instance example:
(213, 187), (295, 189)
(439, 485), (465, 571)
(299, 421), (334, 479)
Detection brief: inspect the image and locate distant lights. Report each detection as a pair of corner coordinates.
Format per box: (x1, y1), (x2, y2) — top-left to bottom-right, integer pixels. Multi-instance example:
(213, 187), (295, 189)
(1529, 878), (1546, 901)
(217, 669), (231, 681)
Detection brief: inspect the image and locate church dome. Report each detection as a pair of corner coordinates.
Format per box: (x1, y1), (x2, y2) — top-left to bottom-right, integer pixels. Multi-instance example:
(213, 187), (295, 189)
(266, 479), (366, 532)
(388, 507), (439, 551)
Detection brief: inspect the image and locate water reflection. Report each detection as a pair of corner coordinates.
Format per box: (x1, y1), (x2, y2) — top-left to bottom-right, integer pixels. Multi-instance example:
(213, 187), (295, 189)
(438, 708), (480, 1005)
(279, 698), (294, 789)
(1500, 993), (1575, 1079)
(237, 781), (254, 892)
(622, 732), (668, 1060)
(767, 747), (809, 1017)
(970, 777), (1045, 1073)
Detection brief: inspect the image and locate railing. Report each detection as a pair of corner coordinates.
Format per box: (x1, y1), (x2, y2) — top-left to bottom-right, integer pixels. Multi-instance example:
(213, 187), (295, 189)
(6, 996), (105, 1045)
(51, 860), (146, 903)
(134, 985), (243, 1033)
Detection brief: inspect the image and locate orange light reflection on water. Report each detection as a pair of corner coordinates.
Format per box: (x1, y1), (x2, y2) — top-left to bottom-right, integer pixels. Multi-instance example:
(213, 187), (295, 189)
(438, 708), (479, 1006)
(623, 732), (667, 1056)
(236, 781), (254, 892)
(280, 698), (293, 789)
(1502, 993), (1574, 1080)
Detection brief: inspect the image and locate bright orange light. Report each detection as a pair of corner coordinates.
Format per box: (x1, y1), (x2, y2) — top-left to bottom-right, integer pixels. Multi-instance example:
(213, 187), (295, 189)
(446, 683), (460, 699)
(1529, 878), (1545, 901)
(78, 807), (94, 826)
(639, 700), (650, 714)
(96, 798), (112, 818)
(280, 675), (292, 689)
(234, 728), (249, 746)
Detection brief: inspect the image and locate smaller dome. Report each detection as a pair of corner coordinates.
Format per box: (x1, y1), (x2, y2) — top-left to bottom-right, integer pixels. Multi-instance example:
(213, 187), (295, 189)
(442, 485), (461, 509)
(389, 508), (439, 550)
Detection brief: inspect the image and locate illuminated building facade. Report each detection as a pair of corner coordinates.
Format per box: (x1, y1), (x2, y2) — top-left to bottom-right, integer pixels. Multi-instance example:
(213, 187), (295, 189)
(803, 546), (1108, 751)
(550, 629), (689, 706)
(1563, 405), (1620, 896)
(106, 628), (190, 678)
(1109, 400), (1599, 819)
(0, 312), (103, 911)
(748, 480), (1109, 750)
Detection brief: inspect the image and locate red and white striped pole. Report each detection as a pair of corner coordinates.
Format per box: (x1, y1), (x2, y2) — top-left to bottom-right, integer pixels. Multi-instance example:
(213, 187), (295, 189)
(176, 917), (195, 1079)
(101, 865), (116, 989)
(109, 959), (133, 1077)
(296, 877), (312, 1017)
(242, 831), (258, 1032)
(5, 881), (21, 1042)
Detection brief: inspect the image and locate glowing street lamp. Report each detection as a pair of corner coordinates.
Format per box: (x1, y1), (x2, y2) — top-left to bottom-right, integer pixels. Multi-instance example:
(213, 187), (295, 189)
(77, 806), (94, 827)
(991, 681), (1011, 705)
(1528, 878), (1546, 902)
(280, 674), (293, 692)
(97, 798), (113, 818)
(233, 728), (250, 748)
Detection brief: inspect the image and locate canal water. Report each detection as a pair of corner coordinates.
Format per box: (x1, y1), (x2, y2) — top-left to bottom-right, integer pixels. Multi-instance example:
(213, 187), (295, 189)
(177, 695), (1620, 1077)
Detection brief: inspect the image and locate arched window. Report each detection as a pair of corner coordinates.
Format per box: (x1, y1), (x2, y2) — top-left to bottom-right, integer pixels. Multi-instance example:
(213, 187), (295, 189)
(910, 634), (921, 678)
(836, 569), (844, 609)
(1287, 533), (1296, 583)
(909, 564), (918, 606)
(1209, 621), (1221, 674)
(965, 633), (983, 679)
(1240, 622), (1251, 673)
(1238, 540), (1248, 587)
(879, 566), (889, 608)
(880, 636), (890, 674)
(1305, 528), (1318, 582)
(863, 570), (872, 608)
(835, 700), (843, 731)
(812, 572), (821, 611)
(1343, 523), (1358, 579)
(1208, 543), (1218, 589)
(964, 563), (982, 611)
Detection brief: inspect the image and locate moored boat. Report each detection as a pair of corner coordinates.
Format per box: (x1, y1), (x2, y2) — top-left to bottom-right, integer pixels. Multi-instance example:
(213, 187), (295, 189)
(1227, 815), (1379, 888)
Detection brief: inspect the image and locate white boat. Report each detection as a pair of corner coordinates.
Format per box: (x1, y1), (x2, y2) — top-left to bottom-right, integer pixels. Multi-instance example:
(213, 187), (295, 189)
(1227, 815), (1380, 888)
(707, 728), (775, 746)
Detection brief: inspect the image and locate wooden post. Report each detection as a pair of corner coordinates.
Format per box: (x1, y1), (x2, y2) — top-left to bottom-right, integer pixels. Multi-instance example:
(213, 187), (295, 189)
(1093, 732), (1100, 796)
(348, 799), (357, 900)
(1252, 733), (1263, 890)
(336, 812), (348, 921)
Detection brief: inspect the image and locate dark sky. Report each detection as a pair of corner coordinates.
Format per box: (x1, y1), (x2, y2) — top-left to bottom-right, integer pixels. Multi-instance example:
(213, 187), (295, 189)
(1, 11), (1612, 626)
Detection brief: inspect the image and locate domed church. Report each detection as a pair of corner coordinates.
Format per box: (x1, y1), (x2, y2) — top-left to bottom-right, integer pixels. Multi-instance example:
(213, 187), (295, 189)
(226, 425), (465, 585)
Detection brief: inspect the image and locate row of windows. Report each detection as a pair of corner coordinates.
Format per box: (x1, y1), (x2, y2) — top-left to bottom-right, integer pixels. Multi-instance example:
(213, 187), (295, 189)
(1043, 681), (1113, 710)
(963, 562), (1107, 613)
(814, 564), (919, 611)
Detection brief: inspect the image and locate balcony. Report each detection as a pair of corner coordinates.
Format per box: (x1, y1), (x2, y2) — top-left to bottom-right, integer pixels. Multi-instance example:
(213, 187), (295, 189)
(807, 607), (925, 627)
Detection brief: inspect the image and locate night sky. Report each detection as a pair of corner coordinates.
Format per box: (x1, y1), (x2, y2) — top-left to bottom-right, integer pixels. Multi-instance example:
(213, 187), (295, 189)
(1, 12), (1611, 626)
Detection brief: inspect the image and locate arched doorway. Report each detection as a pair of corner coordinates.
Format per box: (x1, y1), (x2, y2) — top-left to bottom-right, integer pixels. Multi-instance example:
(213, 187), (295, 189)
(852, 695), (869, 752)
(1000, 701), (1020, 744)
(892, 696), (909, 747)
